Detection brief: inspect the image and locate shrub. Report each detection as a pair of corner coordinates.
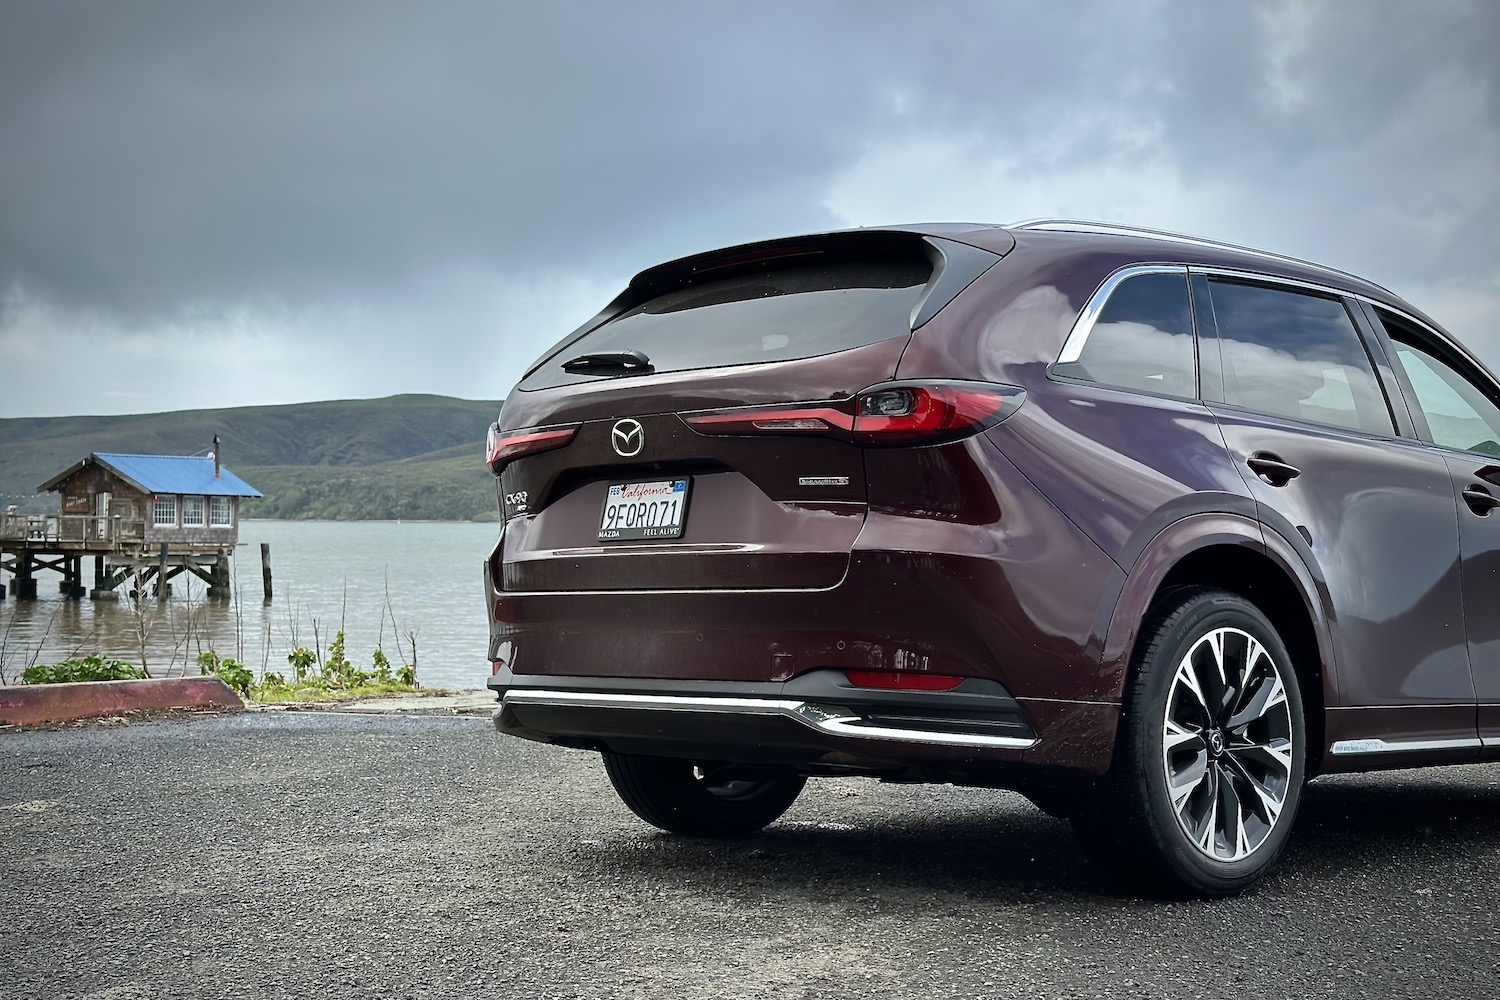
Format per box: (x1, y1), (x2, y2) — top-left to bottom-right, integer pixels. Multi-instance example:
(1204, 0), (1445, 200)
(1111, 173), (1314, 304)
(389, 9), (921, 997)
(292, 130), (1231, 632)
(22, 657), (146, 685)
(196, 651), (253, 696)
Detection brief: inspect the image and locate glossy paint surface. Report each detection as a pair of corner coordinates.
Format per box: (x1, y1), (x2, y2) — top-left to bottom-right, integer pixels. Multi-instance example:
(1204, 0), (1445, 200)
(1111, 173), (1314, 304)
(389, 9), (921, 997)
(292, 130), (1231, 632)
(486, 222), (1500, 784)
(1211, 408), (1473, 711)
(1444, 454), (1500, 742)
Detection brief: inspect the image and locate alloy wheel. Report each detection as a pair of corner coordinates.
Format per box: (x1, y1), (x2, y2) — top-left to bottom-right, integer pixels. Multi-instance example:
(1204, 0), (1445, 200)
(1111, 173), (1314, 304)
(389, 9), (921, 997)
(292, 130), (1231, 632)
(1162, 626), (1295, 862)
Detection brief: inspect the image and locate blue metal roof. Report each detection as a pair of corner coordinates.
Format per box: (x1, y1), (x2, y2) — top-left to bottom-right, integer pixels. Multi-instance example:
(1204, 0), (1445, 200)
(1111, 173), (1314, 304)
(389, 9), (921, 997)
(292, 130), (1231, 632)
(92, 453), (263, 498)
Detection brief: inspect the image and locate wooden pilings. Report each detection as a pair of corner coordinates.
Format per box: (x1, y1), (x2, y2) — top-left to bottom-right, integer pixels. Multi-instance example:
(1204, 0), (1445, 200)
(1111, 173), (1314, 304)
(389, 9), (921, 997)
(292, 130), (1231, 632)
(260, 543), (273, 602)
(2, 543), (248, 602)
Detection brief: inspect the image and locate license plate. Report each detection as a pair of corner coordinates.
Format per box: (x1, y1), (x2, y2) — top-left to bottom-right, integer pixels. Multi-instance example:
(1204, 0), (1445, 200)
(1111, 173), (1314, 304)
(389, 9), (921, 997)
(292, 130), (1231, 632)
(598, 479), (690, 541)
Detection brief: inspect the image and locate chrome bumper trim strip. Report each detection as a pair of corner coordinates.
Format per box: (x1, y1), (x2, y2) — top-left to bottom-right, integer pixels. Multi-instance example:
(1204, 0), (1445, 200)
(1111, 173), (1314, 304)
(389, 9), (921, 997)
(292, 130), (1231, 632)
(501, 689), (1037, 751)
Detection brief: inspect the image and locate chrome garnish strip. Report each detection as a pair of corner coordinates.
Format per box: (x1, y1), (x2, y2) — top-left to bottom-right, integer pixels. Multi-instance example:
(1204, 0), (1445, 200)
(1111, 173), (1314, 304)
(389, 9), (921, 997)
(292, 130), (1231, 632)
(1329, 737), (1482, 755)
(1054, 264), (1189, 364)
(501, 689), (1037, 750)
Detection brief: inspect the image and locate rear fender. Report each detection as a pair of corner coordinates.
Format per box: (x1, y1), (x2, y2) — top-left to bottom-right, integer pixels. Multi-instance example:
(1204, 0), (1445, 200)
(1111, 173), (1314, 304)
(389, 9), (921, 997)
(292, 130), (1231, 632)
(1098, 512), (1337, 707)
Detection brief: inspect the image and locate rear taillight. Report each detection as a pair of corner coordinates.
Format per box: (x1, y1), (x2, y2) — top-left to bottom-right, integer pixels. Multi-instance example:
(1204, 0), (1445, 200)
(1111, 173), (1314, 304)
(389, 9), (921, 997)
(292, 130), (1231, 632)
(844, 669), (965, 691)
(682, 381), (1024, 446)
(486, 423), (579, 474)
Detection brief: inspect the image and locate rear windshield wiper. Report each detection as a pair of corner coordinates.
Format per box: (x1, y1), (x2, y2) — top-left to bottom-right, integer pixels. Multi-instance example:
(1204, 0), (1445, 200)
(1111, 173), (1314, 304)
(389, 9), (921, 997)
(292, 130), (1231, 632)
(561, 349), (654, 376)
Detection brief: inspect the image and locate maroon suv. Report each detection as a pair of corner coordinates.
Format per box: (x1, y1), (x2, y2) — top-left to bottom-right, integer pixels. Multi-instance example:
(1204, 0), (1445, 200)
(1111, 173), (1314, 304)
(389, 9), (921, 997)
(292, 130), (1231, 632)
(484, 220), (1500, 896)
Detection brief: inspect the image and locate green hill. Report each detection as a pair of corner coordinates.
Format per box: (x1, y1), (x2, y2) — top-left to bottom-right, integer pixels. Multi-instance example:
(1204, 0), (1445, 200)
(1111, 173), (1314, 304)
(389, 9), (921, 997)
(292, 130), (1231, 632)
(0, 394), (503, 521)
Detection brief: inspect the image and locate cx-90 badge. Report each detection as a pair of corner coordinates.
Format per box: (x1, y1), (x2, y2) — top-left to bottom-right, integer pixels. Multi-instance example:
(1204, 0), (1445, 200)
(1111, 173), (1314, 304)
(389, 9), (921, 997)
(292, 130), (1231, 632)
(611, 418), (644, 457)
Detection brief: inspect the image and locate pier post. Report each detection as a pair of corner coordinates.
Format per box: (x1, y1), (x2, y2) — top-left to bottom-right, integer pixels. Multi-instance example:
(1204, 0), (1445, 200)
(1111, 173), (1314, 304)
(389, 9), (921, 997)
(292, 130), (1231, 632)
(91, 555), (117, 601)
(15, 553), (37, 601)
(156, 543), (169, 600)
(260, 543), (273, 603)
(61, 554), (85, 599)
(208, 549), (230, 600)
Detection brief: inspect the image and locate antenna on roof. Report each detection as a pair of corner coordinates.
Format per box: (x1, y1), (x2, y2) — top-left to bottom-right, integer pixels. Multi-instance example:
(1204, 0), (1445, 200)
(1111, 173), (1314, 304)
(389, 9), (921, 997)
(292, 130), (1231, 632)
(213, 435), (221, 479)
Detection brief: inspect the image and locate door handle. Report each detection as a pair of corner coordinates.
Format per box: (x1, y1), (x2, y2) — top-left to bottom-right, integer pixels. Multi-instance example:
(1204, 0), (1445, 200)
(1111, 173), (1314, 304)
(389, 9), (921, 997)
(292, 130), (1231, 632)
(1462, 484), (1500, 515)
(1247, 453), (1301, 487)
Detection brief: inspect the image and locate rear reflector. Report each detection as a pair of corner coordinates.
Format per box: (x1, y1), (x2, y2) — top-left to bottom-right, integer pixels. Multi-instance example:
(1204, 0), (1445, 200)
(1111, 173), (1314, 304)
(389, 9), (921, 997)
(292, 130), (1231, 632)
(683, 381), (1023, 447)
(486, 423), (579, 473)
(844, 669), (965, 691)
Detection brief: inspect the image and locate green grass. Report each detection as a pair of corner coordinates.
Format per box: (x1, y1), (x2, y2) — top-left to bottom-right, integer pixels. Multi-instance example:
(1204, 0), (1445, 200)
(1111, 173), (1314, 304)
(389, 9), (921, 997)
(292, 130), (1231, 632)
(248, 680), (430, 704)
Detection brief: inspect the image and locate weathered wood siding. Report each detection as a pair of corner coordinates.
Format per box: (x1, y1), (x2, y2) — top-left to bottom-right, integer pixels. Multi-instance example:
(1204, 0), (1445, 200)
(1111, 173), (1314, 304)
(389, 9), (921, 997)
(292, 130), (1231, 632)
(53, 468), (239, 549)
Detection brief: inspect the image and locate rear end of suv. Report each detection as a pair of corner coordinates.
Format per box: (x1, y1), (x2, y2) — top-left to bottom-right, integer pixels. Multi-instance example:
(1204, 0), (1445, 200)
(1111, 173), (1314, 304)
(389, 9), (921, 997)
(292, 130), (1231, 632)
(485, 220), (1500, 897)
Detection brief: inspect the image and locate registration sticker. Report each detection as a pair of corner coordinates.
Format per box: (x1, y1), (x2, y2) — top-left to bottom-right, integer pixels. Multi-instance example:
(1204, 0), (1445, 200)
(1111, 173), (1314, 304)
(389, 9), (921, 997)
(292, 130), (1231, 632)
(598, 479), (690, 541)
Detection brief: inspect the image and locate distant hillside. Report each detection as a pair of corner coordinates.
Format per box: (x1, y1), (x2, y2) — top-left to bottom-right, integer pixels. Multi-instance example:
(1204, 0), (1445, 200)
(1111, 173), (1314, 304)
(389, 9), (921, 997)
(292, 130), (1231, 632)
(0, 394), (502, 520)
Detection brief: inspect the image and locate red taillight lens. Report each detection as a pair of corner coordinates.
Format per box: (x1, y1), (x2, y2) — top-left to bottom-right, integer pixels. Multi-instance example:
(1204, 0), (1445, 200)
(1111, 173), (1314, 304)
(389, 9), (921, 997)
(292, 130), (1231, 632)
(844, 669), (965, 691)
(682, 381), (1023, 446)
(486, 423), (579, 473)
(853, 386), (1013, 444)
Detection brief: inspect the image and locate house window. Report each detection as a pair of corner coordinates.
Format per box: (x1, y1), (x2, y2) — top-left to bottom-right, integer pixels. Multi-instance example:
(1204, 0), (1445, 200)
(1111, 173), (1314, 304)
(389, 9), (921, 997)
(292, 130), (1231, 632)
(153, 495), (178, 527)
(210, 496), (233, 527)
(182, 496), (206, 527)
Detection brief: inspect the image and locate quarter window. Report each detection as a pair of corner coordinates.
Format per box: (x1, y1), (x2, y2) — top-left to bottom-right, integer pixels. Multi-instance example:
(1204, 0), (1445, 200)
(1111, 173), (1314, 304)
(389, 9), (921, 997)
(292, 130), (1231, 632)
(210, 496), (233, 527)
(152, 496), (177, 527)
(182, 496), (206, 527)
(1206, 279), (1392, 435)
(1058, 271), (1196, 398)
(1385, 325), (1500, 457)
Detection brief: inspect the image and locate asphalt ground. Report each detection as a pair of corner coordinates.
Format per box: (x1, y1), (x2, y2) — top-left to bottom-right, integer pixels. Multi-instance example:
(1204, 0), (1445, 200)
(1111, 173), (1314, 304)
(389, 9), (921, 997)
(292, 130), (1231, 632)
(2, 711), (1498, 1000)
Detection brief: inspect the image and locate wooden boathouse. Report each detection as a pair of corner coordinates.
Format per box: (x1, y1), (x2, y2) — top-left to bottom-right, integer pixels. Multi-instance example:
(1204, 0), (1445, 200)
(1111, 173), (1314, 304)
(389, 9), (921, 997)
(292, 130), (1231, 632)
(0, 451), (262, 601)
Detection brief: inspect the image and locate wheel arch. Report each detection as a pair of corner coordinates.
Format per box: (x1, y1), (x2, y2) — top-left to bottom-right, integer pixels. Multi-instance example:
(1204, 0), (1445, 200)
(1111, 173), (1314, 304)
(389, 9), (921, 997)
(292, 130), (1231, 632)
(1100, 513), (1337, 774)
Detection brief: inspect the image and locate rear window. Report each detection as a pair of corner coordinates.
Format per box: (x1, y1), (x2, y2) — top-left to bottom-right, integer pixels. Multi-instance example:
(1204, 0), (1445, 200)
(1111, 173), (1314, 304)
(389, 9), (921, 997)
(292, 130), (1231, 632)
(521, 258), (931, 390)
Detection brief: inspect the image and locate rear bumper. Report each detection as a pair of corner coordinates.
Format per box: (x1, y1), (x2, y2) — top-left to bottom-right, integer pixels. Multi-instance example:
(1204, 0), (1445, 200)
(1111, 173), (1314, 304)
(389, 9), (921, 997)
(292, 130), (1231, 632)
(489, 667), (1114, 780)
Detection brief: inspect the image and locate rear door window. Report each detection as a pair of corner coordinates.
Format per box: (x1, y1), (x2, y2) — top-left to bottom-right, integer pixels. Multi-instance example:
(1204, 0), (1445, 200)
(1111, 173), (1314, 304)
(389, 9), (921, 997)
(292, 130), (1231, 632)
(1204, 278), (1393, 435)
(521, 258), (931, 390)
(1055, 270), (1196, 398)
(1383, 322), (1500, 457)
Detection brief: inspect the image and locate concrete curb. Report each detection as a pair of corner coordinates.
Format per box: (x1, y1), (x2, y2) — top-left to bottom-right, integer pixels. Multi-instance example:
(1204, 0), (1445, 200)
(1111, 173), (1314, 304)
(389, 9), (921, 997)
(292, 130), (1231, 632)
(0, 677), (244, 727)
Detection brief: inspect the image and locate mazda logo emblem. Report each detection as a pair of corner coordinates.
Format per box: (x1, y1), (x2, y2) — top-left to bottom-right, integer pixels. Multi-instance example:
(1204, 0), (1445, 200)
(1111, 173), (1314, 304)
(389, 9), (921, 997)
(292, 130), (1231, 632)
(611, 418), (644, 458)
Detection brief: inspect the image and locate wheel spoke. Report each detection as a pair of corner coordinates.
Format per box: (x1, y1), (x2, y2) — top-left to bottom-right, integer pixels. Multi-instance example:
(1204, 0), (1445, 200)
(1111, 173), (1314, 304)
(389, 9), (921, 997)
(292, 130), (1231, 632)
(1232, 739), (1294, 780)
(1227, 668), (1286, 732)
(1215, 764), (1251, 860)
(1173, 656), (1212, 723)
(1165, 718), (1205, 754)
(1187, 764), (1219, 852)
(1169, 749), (1210, 814)
(1223, 750), (1285, 826)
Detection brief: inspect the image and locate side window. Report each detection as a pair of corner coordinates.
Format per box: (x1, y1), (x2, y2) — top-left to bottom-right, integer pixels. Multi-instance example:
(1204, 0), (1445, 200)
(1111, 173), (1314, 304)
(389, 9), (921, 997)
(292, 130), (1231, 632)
(1206, 279), (1392, 435)
(1385, 325), (1500, 457)
(1057, 271), (1196, 398)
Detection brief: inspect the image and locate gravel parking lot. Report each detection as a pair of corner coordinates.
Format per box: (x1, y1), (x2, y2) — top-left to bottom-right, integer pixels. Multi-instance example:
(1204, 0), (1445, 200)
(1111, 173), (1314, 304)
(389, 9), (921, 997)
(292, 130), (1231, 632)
(3, 710), (1499, 999)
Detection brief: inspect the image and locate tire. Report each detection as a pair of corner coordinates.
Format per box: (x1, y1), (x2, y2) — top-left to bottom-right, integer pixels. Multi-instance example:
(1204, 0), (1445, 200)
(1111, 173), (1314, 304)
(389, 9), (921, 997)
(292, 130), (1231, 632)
(601, 752), (806, 837)
(1072, 587), (1306, 897)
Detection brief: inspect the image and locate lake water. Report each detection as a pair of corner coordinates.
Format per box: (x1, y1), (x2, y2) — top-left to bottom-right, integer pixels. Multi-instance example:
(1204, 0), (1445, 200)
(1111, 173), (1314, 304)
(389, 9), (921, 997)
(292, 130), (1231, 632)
(0, 520), (501, 691)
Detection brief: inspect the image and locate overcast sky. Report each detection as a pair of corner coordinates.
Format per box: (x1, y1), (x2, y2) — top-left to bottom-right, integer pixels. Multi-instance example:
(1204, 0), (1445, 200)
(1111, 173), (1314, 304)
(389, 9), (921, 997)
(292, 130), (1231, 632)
(0, 0), (1496, 417)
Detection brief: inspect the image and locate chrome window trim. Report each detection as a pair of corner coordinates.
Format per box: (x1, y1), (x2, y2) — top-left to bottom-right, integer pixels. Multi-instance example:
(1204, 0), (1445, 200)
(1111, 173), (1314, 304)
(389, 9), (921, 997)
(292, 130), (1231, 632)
(501, 688), (1038, 750)
(1054, 264), (1189, 365)
(1057, 263), (1499, 399)
(1329, 737), (1482, 756)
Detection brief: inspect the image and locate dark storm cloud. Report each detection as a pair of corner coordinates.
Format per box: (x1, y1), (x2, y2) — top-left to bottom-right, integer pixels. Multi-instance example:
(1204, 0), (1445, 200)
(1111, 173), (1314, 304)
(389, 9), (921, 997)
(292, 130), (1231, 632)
(0, 0), (919, 318)
(0, 1), (1169, 319)
(0, 0), (1495, 416)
